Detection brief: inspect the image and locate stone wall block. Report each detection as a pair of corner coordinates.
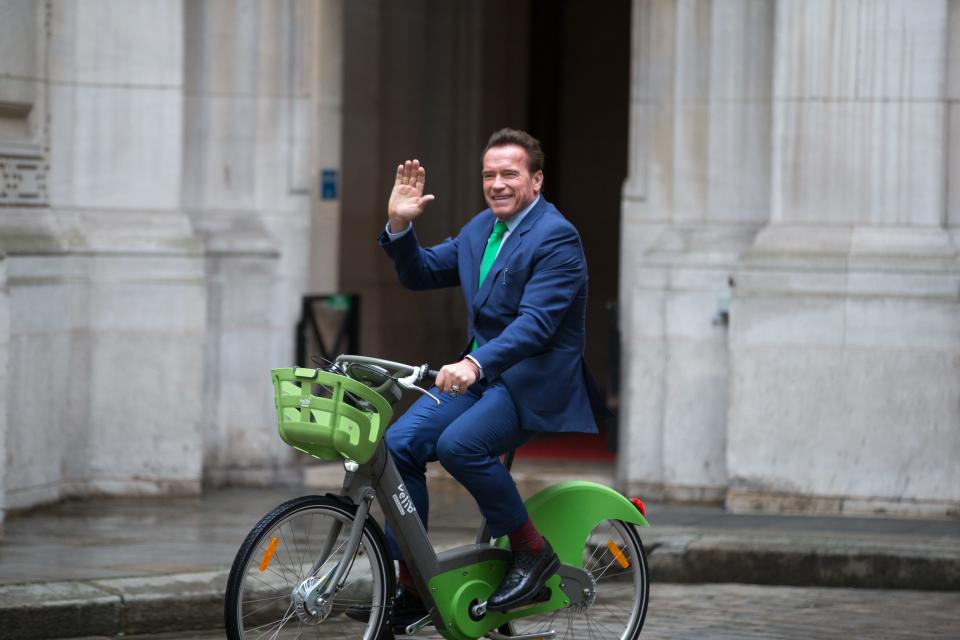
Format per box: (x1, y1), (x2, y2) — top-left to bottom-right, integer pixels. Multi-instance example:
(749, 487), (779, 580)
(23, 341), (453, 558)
(775, 0), (946, 101)
(709, 0), (774, 101)
(3, 257), (76, 510)
(844, 296), (960, 350)
(48, 84), (183, 210)
(254, 96), (312, 212)
(707, 102), (772, 220)
(773, 100), (945, 225)
(671, 104), (710, 220)
(947, 98), (960, 226)
(728, 342), (960, 504)
(81, 265), (206, 490)
(643, 103), (679, 214)
(201, 255), (286, 474)
(619, 334), (666, 487)
(730, 293), (847, 348)
(255, 0), (312, 99)
(662, 337), (728, 490)
(50, 0), (183, 86)
(0, 255), (8, 535)
(182, 94), (258, 211)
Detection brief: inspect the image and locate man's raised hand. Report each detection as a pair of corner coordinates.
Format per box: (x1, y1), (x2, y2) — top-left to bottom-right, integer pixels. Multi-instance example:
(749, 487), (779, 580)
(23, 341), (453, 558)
(388, 159), (435, 233)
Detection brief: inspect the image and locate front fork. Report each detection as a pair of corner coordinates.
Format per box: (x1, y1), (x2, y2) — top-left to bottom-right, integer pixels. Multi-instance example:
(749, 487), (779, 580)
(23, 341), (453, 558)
(293, 489), (376, 620)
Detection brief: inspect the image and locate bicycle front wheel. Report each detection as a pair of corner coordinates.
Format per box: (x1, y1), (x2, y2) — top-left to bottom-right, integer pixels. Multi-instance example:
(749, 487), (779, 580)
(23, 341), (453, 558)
(224, 495), (394, 640)
(505, 519), (649, 639)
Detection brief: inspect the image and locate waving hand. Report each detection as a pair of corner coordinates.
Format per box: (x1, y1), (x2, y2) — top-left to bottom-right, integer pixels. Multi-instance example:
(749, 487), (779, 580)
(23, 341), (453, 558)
(388, 159), (435, 233)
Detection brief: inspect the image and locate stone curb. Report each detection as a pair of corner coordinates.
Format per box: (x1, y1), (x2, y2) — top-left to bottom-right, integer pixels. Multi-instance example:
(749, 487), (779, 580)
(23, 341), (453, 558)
(645, 531), (960, 591)
(3, 537), (959, 639)
(0, 571), (228, 640)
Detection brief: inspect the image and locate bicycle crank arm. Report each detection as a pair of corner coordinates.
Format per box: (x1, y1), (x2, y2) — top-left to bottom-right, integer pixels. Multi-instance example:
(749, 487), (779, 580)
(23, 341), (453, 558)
(404, 612), (433, 636)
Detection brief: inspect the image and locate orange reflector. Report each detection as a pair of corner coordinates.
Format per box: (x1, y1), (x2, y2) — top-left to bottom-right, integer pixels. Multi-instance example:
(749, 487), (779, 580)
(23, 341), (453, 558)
(259, 536), (279, 572)
(607, 540), (629, 569)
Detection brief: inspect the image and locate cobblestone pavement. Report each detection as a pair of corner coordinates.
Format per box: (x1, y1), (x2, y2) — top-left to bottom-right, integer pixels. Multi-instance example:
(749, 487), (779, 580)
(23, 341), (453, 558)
(75, 583), (960, 639)
(641, 584), (959, 639)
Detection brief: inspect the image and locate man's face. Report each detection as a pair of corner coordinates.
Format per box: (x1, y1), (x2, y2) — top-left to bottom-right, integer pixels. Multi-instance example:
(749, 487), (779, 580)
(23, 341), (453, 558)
(482, 144), (543, 220)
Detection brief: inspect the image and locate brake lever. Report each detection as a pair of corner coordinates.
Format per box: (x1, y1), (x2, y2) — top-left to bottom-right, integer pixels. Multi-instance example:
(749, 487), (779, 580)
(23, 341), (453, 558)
(396, 365), (440, 405)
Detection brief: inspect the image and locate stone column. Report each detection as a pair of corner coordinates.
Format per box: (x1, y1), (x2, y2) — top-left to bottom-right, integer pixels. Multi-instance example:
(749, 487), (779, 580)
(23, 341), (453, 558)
(0, 252), (7, 537)
(308, 0), (344, 295)
(948, 0), (960, 238)
(184, 0), (321, 485)
(49, 0), (206, 497)
(619, 0), (774, 501)
(2, 0), (207, 508)
(728, 0), (960, 516)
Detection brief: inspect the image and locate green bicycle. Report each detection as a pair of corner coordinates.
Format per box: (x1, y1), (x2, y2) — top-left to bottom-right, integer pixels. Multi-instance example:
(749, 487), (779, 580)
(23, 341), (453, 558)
(224, 354), (650, 639)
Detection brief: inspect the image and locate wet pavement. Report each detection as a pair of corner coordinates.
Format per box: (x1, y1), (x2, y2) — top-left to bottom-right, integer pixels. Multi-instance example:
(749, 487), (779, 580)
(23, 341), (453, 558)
(67, 584), (960, 640)
(1, 459), (959, 639)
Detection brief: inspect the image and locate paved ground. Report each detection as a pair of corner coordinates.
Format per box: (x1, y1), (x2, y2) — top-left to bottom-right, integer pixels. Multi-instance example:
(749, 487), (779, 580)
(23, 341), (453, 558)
(2, 460), (959, 639)
(67, 583), (960, 639)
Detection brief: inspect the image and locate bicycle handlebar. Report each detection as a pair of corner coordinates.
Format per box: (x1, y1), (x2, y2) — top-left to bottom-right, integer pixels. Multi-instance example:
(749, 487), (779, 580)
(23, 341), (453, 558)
(334, 354), (441, 405)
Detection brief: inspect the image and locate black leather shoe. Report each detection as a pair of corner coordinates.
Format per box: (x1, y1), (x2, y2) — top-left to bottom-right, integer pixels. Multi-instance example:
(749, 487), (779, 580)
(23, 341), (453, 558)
(487, 540), (561, 612)
(344, 585), (427, 629)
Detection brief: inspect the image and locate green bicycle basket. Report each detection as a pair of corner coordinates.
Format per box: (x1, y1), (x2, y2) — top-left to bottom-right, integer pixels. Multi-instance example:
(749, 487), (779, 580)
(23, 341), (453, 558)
(271, 367), (394, 464)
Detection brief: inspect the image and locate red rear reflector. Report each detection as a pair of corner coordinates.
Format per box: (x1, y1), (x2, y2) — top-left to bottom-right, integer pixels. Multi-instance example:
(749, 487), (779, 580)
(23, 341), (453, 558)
(630, 497), (646, 516)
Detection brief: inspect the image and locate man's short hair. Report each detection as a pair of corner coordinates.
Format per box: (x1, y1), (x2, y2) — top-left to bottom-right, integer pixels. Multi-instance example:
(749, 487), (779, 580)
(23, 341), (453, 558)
(482, 128), (544, 174)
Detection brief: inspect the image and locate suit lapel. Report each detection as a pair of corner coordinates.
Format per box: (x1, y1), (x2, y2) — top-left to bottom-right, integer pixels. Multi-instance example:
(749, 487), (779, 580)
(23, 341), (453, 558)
(471, 198), (548, 318)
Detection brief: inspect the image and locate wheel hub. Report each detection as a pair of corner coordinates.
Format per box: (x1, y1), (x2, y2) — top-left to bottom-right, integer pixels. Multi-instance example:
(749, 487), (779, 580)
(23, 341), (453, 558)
(577, 569), (598, 611)
(292, 576), (333, 624)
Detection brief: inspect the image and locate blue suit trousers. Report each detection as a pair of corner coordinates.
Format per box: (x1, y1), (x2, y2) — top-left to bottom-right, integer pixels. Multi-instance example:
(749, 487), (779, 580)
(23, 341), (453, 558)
(385, 379), (535, 560)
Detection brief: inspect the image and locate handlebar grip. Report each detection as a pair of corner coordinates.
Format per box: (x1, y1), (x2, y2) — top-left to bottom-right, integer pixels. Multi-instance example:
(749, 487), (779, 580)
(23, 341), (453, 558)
(426, 369), (441, 382)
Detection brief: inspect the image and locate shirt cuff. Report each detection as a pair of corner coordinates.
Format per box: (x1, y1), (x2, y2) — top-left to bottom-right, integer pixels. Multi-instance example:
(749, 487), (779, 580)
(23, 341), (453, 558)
(385, 221), (413, 241)
(465, 354), (484, 380)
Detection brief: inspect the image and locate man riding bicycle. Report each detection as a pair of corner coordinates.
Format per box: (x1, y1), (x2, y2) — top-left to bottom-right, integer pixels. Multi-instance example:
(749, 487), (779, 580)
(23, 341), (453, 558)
(377, 128), (604, 625)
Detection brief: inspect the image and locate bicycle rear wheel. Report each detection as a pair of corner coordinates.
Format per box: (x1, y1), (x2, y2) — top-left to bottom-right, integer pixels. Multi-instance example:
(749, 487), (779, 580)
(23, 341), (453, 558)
(505, 519), (649, 639)
(224, 495), (394, 640)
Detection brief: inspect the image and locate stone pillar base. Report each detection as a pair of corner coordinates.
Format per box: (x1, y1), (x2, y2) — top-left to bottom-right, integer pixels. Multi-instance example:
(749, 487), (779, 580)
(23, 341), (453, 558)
(727, 224), (960, 515)
(625, 480), (727, 505)
(727, 488), (960, 519)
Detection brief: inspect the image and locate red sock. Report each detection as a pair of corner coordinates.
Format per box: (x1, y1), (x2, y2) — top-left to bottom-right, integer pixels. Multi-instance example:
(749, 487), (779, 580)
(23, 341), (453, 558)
(507, 517), (545, 554)
(398, 560), (415, 591)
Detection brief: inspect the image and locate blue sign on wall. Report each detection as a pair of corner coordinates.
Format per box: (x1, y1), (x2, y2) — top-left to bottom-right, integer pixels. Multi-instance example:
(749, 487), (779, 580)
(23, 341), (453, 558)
(321, 169), (338, 200)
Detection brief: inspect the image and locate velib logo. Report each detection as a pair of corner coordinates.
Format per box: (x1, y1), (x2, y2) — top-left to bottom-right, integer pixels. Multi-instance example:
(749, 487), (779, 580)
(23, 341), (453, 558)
(392, 483), (416, 516)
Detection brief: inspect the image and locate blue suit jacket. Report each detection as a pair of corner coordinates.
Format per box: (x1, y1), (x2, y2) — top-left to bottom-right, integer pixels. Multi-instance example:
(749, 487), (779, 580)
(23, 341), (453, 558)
(379, 197), (601, 434)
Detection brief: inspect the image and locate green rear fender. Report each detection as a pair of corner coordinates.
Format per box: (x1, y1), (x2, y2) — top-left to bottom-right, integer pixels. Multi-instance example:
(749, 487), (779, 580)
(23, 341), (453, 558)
(514, 481), (650, 565)
(430, 481), (649, 640)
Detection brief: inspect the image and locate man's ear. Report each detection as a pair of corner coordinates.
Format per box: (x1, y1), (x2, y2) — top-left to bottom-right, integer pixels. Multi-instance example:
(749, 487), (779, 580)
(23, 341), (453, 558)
(533, 170), (544, 193)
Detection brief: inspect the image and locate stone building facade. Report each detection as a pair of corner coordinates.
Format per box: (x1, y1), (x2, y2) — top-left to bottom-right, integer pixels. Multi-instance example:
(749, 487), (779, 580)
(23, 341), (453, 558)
(1, 0), (957, 537)
(619, 0), (960, 517)
(0, 0), (343, 535)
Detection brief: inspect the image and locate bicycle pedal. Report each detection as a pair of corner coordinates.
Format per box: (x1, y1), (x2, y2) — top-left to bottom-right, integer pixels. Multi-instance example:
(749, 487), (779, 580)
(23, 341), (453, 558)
(533, 585), (552, 603)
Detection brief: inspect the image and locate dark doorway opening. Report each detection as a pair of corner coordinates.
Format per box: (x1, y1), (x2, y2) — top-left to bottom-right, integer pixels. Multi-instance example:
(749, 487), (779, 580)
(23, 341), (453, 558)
(518, 0), (630, 461)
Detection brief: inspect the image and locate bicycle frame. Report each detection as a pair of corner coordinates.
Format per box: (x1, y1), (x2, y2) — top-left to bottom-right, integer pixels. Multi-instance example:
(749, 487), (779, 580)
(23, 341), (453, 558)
(298, 355), (650, 640)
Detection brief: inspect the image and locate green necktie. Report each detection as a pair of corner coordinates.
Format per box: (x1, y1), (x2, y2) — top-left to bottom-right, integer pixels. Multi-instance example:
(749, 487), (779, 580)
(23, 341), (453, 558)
(478, 220), (509, 287)
(472, 220), (508, 352)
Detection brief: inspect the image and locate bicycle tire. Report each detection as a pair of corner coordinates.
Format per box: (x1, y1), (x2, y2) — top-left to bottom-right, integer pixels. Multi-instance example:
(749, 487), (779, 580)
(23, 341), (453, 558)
(504, 519), (649, 639)
(224, 494), (395, 640)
